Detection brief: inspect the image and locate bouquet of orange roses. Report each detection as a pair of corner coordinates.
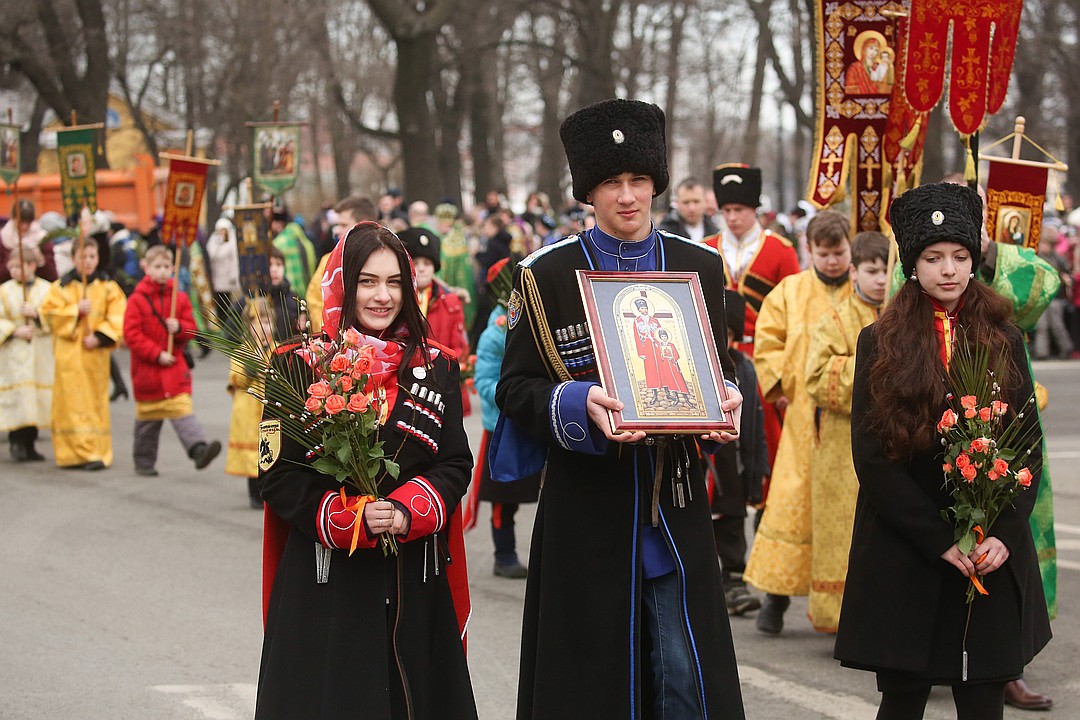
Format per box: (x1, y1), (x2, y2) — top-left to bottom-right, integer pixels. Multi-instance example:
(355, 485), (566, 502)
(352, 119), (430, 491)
(205, 303), (401, 555)
(937, 339), (1040, 603)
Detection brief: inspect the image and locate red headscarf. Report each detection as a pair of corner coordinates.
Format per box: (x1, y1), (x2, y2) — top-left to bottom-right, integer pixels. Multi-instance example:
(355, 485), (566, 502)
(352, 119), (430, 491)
(320, 221), (416, 340)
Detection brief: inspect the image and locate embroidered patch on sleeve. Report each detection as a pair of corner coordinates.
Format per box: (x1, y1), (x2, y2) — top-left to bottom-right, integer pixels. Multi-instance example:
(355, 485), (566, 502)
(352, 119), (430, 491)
(507, 288), (524, 329)
(259, 419), (282, 471)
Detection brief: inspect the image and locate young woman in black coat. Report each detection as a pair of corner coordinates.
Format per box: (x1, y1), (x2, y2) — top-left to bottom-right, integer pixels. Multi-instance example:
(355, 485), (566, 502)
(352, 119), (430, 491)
(835, 183), (1051, 720)
(255, 222), (477, 720)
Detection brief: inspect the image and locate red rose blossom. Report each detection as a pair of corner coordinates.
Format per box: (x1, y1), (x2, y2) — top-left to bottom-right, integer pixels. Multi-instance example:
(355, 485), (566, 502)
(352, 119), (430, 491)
(1016, 468), (1033, 487)
(330, 353), (351, 373)
(307, 380), (332, 398)
(305, 396), (323, 414)
(961, 465), (978, 482)
(347, 393), (370, 413)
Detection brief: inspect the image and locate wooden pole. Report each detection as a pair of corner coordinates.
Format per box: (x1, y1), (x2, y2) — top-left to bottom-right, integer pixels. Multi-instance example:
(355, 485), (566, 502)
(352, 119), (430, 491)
(166, 230), (181, 354)
(1011, 117), (1025, 161)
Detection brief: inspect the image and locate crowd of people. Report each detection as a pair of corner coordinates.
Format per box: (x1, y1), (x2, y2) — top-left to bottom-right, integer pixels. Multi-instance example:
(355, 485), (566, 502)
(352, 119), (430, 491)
(2, 96), (1076, 719)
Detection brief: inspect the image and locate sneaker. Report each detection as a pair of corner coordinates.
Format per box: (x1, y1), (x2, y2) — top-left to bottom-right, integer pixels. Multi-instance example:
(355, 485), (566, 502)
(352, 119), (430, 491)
(726, 584), (762, 616)
(493, 560), (528, 579)
(756, 593), (791, 634)
(191, 440), (222, 470)
(135, 466), (159, 477)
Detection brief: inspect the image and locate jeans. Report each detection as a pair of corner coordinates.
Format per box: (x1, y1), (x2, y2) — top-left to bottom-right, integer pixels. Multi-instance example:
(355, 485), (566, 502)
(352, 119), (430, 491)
(644, 570), (704, 720)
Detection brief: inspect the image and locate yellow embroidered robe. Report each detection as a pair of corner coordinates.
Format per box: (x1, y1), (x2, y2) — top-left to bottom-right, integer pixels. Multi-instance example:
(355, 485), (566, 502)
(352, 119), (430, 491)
(743, 270), (851, 596)
(803, 293), (879, 632)
(225, 358), (263, 477)
(0, 278), (54, 431)
(39, 276), (126, 467)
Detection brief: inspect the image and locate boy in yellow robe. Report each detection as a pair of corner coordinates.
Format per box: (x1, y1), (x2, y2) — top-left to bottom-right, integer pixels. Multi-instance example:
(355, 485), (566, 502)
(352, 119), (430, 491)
(40, 241), (126, 469)
(803, 231), (889, 632)
(0, 244), (54, 461)
(743, 210), (852, 633)
(225, 296), (274, 507)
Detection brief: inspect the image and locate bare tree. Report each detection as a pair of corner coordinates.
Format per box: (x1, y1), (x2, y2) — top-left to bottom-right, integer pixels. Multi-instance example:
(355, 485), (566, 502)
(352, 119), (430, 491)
(0, 0), (111, 165)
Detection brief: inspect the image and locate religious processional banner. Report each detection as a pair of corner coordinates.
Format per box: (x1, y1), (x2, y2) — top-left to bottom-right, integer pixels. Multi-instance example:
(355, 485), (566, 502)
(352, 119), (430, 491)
(986, 160), (1046, 251)
(252, 124), (301, 197)
(808, 0), (902, 232)
(0, 123), (21, 187)
(161, 155), (214, 247)
(882, 8), (929, 197)
(57, 125), (101, 216)
(233, 203), (273, 296)
(904, 0), (1022, 136)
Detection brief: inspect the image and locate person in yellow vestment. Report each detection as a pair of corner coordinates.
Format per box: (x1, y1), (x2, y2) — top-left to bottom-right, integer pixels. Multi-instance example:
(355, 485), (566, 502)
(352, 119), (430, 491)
(0, 243), (54, 461)
(39, 241), (126, 470)
(803, 231), (889, 633)
(226, 296), (274, 508)
(743, 210), (852, 633)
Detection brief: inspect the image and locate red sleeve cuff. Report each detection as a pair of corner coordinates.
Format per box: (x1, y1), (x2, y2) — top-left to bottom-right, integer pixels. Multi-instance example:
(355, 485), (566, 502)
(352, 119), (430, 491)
(387, 477), (447, 541)
(316, 491), (377, 551)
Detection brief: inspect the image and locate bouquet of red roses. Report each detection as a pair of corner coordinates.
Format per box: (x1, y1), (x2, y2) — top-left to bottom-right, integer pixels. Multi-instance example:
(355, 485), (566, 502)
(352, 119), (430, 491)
(937, 339), (1040, 602)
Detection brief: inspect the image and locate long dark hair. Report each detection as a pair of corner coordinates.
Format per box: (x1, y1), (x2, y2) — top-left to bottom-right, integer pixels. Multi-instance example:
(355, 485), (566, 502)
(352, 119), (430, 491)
(866, 279), (1019, 461)
(338, 223), (430, 378)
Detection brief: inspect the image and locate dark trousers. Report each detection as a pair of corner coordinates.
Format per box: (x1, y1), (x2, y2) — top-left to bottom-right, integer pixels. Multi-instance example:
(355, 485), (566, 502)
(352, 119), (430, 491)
(877, 681), (1005, 720)
(133, 415), (206, 470)
(712, 515), (747, 583)
(491, 502), (520, 566)
(9, 426), (38, 447)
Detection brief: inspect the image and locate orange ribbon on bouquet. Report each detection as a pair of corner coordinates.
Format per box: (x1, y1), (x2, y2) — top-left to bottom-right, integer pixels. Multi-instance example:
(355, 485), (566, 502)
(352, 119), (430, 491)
(340, 488), (377, 556)
(969, 525), (990, 596)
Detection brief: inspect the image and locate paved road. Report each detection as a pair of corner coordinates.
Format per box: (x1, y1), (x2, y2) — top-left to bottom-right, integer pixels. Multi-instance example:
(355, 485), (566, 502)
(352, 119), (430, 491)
(1, 352), (1076, 719)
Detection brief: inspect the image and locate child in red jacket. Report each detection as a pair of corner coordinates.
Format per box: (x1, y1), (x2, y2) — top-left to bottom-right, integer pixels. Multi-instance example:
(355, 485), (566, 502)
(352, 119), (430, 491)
(122, 245), (221, 476)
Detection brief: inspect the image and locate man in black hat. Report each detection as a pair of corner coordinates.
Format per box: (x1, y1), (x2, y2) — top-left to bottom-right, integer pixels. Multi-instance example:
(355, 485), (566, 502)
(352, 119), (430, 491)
(496, 98), (746, 720)
(704, 164), (800, 354)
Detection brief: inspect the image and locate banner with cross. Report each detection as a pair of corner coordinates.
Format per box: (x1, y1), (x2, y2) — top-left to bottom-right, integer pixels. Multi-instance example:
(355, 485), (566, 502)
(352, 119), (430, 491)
(807, 0), (901, 232)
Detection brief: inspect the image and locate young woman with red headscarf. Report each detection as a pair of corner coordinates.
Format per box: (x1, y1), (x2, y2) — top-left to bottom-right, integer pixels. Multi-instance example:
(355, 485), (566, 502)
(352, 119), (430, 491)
(255, 222), (477, 720)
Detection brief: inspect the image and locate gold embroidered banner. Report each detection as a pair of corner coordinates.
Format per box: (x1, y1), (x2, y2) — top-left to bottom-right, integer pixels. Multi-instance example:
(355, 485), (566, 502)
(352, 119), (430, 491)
(0, 123), (21, 187)
(161, 155), (216, 247)
(808, 0), (903, 232)
(986, 160), (1046, 251)
(56, 124), (103, 216)
(233, 203), (273, 296)
(882, 9), (929, 197)
(904, 0), (1022, 136)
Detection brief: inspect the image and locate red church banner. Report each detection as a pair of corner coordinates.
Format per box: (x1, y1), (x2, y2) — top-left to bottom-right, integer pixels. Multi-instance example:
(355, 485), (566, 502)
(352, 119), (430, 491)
(808, 0), (902, 232)
(882, 9), (929, 196)
(985, 159), (1046, 251)
(904, 0), (1022, 136)
(161, 154), (215, 247)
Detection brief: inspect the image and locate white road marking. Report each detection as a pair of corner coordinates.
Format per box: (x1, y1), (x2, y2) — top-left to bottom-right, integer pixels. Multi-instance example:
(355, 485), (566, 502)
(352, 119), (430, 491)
(1049, 451), (1080, 459)
(1057, 559), (1080, 572)
(151, 684), (255, 719)
(1055, 523), (1080, 535)
(739, 665), (878, 719)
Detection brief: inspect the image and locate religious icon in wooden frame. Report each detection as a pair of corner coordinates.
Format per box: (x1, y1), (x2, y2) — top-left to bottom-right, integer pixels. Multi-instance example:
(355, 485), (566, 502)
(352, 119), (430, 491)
(576, 270), (735, 435)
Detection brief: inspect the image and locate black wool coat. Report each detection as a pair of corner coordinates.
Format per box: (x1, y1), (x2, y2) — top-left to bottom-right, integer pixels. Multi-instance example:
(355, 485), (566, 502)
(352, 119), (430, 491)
(255, 347), (476, 720)
(835, 324), (1051, 683)
(497, 233), (745, 720)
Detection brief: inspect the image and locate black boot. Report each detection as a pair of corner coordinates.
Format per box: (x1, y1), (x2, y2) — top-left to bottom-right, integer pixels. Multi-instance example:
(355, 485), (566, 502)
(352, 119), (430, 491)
(10, 441), (28, 462)
(190, 440), (222, 470)
(756, 593), (791, 634)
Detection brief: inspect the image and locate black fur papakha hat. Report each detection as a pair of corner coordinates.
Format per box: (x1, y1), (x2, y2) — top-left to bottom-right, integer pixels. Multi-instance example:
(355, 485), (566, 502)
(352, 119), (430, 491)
(713, 164), (762, 208)
(398, 226), (442, 273)
(560, 99), (669, 204)
(889, 183), (983, 278)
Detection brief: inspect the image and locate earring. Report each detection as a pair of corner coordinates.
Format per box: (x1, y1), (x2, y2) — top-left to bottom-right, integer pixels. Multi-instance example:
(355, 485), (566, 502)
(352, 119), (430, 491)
(910, 272), (917, 281)
(969, 272), (975, 278)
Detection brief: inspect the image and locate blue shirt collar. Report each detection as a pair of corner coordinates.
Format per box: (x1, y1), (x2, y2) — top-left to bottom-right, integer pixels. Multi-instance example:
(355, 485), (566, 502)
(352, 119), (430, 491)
(587, 225), (657, 262)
